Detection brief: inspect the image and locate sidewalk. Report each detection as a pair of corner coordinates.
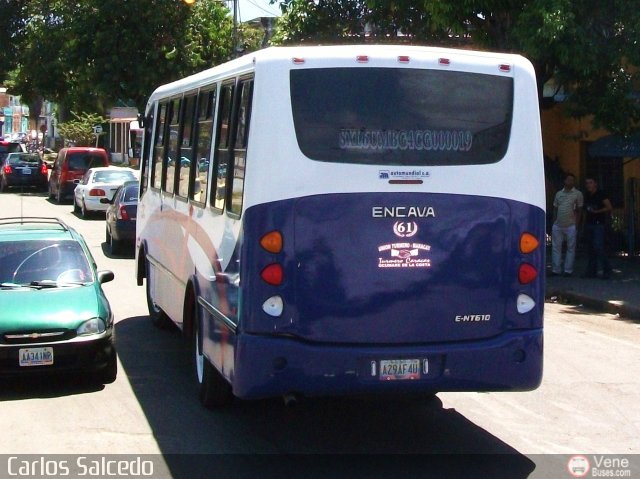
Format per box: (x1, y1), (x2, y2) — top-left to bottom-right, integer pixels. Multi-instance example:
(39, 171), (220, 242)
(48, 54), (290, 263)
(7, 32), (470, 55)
(545, 253), (640, 320)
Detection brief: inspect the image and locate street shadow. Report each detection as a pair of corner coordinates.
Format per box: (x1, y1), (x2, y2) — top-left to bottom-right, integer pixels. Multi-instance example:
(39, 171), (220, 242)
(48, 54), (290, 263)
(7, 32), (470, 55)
(45, 197), (71, 206)
(101, 241), (135, 259)
(72, 210), (105, 221)
(16, 191), (49, 197)
(0, 374), (104, 400)
(115, 316), (537, 478)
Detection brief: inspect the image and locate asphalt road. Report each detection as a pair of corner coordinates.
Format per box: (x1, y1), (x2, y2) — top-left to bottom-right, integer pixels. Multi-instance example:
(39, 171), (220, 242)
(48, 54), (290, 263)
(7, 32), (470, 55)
(1, 190), (639, 478)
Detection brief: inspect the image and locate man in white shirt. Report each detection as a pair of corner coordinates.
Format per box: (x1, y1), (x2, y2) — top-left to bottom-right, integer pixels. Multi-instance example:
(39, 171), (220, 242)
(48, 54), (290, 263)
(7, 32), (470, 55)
(551, 173), (583, 276)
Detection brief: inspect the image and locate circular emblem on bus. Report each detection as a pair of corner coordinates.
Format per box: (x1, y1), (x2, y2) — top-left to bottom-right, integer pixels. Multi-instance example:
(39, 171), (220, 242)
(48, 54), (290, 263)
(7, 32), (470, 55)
(567, 456), (590, 477)
(393, 221), (418, 238)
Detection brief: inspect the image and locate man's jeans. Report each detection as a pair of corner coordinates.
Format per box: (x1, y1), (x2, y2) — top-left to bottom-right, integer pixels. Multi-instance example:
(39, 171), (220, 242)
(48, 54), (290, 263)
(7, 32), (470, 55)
(552, 223), (577, 274)
(585, 223), (611, 277)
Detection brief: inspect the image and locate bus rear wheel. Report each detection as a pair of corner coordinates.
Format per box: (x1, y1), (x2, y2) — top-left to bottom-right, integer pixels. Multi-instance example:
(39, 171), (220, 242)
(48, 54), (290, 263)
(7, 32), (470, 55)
(193, 317), (233, 408)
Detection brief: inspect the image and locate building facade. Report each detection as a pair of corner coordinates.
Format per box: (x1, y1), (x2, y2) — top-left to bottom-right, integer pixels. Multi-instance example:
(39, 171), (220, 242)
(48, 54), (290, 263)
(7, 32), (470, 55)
(542, 105), (640, 256)
(0, 88), (31, 138)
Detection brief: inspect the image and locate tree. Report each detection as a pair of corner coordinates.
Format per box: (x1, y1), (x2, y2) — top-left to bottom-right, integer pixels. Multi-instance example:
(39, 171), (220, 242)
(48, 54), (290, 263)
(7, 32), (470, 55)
(57, 111), (107, 146)
(422, 0), (640, 134)
(272, 0), (640, 134)
(0, 0), (29, 82)
(271, 0), (369, 44)
(8, 0), (234, 116)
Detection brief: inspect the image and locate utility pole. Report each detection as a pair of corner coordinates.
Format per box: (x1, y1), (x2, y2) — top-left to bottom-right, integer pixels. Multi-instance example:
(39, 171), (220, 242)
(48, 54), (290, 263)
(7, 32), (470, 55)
(232, 0), (239, 58)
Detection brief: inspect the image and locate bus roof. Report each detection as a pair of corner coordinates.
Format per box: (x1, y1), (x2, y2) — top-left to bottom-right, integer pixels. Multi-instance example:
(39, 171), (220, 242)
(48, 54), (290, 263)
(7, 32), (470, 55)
(146, 45), (533, 109)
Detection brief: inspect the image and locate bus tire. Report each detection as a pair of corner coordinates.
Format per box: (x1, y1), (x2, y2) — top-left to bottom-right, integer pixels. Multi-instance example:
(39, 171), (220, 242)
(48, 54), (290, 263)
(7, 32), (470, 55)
(145, 259), (171, 329)
(193, 316), (233, 408)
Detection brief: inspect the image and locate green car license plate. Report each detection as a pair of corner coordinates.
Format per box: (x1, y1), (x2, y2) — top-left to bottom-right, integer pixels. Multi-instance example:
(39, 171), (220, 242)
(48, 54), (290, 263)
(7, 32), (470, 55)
(19, 347), (54, 367)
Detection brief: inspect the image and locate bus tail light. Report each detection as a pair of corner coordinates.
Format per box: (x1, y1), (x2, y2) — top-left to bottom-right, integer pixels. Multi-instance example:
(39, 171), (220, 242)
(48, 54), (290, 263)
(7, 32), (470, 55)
(439, 58), (450, 66)
(520, 233), (539, 254)
(517, 294), (536, 314)
(292, 57), (305, 65)
(398, 56), (410, 63)
(356, 55), (369, 63)
(262, 296), (284, 317)
(260, 231), (283, 254)
(499, 64), (512, 72)
(518, 263), (537, 284)
(89, 188), (106, 197)
(261, 263), (283, 286)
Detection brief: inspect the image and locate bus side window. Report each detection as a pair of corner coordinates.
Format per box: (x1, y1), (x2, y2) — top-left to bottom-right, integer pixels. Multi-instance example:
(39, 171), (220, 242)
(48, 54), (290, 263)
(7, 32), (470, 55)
(178, 94), (197, 198)
(140, 112), (154, 196)
(165, 98), (181, 195)
(151, 103), (167, 190)
(191, 88), (216, 205)
(228, 78), (253, 217)
(212, 82), (234, 212)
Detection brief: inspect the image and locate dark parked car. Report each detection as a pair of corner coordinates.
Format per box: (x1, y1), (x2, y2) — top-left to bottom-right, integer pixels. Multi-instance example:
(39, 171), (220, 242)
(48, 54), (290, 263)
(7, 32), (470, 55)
(102, 181), (138, 254)
(0, 217), (116, 383)
(0, 153), (49, 192)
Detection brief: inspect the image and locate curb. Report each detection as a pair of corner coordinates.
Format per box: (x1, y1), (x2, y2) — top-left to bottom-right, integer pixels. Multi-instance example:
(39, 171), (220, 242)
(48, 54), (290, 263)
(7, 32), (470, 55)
(546, 289), (640, 321)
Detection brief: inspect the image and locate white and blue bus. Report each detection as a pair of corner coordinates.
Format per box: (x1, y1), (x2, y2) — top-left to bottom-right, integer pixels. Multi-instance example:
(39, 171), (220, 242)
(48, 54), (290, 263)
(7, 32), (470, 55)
(135, 45), (545, 407)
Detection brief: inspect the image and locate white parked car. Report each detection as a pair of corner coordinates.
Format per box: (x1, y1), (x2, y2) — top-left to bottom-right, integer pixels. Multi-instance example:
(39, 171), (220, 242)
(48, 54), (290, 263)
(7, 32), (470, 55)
(73, 167), (138, 218)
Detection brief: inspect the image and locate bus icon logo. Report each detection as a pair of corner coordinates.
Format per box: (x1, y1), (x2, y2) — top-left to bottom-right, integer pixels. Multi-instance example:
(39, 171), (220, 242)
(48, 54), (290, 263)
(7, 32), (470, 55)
(567, 456), (590, 477)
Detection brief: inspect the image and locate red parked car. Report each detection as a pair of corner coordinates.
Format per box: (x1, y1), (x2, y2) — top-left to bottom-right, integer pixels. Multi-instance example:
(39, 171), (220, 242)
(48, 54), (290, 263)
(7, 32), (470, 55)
(48, 147), (109, 203)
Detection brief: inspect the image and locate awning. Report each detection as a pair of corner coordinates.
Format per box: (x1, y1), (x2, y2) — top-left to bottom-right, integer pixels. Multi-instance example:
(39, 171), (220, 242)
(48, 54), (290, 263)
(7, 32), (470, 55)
(588, 133), (640, 158)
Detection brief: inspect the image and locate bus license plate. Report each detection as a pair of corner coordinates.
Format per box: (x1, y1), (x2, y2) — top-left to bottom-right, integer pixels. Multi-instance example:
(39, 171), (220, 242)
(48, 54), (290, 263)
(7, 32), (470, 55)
(379, 359), (421, 381)
(19, 347), (54, 367)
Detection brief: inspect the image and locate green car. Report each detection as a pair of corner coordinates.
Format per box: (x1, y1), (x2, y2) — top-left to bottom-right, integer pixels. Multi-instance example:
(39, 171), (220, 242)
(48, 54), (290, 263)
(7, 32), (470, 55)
(0, 217), (116, 383)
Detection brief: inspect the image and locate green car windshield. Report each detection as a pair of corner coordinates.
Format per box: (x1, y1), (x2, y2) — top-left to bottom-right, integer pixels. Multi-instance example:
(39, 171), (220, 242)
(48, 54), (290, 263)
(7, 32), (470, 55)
(0, 240), (93, 285)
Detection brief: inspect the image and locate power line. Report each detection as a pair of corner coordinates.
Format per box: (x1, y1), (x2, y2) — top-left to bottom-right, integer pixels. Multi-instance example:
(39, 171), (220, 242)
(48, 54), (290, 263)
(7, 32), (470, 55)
(245, 0), (279, 17)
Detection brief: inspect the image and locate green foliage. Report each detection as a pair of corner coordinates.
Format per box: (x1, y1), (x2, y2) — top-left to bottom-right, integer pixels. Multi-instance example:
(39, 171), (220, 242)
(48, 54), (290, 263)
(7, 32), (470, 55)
(0, 0), (29, 82)
(8, 0), (233, 115)
(273, 0), (640, 134)
(239, 22), (269, 53)
(57, 112), (108, 147)
(272, 0), (368, 44)
(422, 0), (640, 134)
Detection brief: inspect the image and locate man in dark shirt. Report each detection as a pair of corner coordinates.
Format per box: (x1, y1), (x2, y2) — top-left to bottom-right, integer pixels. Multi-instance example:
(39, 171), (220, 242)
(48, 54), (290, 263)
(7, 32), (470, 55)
(583, 177), (613, 279)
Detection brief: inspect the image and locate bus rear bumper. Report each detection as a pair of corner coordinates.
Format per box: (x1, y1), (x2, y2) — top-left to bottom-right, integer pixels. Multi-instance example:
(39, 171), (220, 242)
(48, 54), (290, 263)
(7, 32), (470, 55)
(232, 329), (543, 400)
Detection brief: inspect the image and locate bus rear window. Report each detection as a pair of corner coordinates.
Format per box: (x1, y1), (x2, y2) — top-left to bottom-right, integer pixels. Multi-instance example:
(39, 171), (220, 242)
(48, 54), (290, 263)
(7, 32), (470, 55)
(290, 68), (513, 166)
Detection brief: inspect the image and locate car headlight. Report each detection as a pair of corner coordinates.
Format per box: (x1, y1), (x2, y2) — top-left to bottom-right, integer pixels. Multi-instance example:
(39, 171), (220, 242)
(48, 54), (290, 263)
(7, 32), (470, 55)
(77, 317), (106, 336)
